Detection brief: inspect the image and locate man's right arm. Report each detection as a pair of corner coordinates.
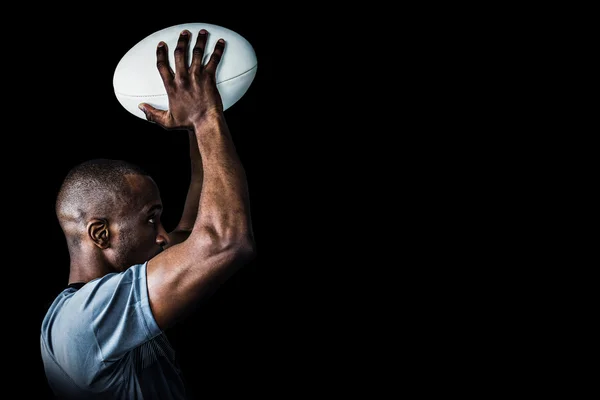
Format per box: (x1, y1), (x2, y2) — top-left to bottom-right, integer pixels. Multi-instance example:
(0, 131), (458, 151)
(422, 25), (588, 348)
(141, 29), (255, 330)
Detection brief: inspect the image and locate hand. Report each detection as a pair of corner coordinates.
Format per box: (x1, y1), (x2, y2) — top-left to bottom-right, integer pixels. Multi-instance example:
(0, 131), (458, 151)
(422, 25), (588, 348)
(139, 29), (225, 130)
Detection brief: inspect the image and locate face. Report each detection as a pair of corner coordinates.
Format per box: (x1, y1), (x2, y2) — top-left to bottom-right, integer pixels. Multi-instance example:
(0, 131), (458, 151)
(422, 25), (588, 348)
(110, 174), (169, 271)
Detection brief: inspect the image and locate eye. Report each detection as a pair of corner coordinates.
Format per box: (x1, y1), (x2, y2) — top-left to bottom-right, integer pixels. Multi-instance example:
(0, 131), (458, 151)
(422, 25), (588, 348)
(148, 216), (157, 225)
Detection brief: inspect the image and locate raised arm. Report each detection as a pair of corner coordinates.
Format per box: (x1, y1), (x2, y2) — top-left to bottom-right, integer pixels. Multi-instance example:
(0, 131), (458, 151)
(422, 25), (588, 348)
(167, 129), (203, 246)
(139, 29), (255, 330)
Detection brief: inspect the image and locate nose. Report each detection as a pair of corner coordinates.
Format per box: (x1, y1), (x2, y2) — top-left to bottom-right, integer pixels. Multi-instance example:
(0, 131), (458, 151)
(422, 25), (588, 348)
(156, 225), (170, 248)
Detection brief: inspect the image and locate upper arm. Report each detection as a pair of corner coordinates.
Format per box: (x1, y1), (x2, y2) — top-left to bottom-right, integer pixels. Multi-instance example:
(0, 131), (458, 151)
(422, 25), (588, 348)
(146, 230), (254, 330)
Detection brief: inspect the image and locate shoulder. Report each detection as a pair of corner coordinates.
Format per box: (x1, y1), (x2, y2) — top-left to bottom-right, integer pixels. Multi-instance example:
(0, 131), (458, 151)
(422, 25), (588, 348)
(73, 262), (145, 306)
(42, 263), (146, 323)
(41, 262), (162, 362)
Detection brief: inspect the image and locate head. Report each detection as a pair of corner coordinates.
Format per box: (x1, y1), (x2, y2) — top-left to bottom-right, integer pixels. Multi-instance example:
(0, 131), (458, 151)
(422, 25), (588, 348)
(56, 158), (169, 273)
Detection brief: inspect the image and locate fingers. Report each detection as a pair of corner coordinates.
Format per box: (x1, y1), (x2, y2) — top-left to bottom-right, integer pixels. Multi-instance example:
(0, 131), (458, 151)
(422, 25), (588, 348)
(138, 103), (168, 126)
(189, 29), (208, 75)
(174, 30), (191, 78)
(156, 42), (174, 84)
(204, 38), (226, 77)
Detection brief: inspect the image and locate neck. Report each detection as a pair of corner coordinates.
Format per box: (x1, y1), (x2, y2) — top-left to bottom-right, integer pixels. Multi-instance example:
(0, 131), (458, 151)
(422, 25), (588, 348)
(67, 249), (114, 285)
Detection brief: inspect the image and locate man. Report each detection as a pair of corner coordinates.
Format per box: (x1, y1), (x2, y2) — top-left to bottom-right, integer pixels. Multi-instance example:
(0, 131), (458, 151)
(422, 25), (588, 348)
(40, 28), (255, 400)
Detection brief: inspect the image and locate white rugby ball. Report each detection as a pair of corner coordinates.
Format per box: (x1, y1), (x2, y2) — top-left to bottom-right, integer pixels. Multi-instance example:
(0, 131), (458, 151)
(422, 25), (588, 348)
(113, 22), (257, 120)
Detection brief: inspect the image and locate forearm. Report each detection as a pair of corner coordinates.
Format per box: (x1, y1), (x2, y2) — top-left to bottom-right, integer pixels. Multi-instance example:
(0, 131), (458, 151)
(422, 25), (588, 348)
(174, 130), (204, 232)
(192, 111), (253, 249)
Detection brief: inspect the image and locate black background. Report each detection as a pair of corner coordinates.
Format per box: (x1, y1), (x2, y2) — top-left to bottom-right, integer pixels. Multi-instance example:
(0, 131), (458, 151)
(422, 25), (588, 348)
(3, 6), (495, 399)
(10, 7), (332, 399)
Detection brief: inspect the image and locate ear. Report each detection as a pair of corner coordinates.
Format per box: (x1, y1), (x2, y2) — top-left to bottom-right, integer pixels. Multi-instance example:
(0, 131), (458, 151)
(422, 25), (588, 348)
(87, 218), (110, 249)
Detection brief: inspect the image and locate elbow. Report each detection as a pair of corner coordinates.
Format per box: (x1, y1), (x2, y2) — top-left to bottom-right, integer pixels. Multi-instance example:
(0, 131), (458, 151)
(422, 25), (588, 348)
(195, 225), (256, 262)
(231, 233), (256, 263)
(210, 233), (256, 269)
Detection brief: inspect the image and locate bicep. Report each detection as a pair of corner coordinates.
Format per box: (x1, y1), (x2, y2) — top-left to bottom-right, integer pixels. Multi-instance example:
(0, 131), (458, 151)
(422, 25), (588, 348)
(146, 233), (253, 330)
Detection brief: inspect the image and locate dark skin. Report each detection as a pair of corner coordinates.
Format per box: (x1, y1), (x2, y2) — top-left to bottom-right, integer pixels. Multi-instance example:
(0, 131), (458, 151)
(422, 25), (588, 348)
(66, 29), (255, 331)
(66, 174), (168, 282)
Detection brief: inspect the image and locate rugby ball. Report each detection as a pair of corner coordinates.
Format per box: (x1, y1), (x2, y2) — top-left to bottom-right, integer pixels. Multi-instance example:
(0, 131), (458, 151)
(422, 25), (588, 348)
(113, 22), (257, 120)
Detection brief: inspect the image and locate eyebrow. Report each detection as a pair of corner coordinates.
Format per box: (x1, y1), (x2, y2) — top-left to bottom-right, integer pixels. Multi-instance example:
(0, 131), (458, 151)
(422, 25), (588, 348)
(147, 204), (163, 214)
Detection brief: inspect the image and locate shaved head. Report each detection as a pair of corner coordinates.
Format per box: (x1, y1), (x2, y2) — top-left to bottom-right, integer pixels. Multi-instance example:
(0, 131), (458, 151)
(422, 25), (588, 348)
(56, 158), (167, 277)
(56, 159), (149, 245)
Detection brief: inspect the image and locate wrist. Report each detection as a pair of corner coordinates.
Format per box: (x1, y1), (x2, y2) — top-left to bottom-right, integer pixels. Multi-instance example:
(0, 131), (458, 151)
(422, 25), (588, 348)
(192, 108), (225, 131)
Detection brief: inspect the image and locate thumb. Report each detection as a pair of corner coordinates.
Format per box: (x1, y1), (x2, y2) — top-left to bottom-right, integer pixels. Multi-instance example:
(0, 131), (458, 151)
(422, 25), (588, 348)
(138, 103), (166, 124)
